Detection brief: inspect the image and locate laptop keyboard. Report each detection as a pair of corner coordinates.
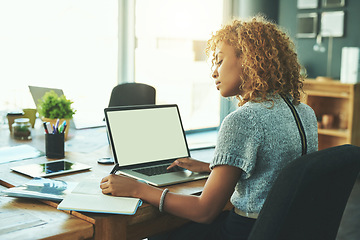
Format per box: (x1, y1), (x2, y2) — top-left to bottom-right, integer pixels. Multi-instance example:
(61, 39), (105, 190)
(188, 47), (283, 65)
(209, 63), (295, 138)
(134, 165), (184, 176)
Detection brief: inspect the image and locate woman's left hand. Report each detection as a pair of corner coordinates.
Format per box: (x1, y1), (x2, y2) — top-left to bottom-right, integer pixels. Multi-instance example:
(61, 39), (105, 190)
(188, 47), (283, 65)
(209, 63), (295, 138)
(100, 174), (139, 197)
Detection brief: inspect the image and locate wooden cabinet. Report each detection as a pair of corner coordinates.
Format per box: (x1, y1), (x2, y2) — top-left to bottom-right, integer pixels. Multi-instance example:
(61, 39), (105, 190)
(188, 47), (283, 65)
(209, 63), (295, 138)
(302, 79), (360, 150)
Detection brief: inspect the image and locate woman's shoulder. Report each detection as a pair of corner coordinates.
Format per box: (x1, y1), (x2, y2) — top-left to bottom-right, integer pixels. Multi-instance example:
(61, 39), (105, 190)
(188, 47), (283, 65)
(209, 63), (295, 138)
(221, 102), (263, 130)
(297, 102), (315, 112)
(222, 96), (315, 125)
(225, 103), (256, 120)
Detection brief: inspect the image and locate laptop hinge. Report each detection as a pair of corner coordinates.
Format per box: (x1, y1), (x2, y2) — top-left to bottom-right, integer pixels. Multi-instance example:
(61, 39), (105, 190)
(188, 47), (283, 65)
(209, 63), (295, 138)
(110, 164), (120, 174)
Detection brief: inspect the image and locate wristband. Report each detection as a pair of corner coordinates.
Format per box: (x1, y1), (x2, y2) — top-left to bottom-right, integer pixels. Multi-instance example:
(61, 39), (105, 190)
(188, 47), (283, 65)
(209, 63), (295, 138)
(159, 188), (169, 212)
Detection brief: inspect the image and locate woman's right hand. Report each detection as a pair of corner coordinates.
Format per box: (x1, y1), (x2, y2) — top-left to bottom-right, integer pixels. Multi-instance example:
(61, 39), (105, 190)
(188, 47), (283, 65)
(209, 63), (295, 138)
(167, 157), (211, 173)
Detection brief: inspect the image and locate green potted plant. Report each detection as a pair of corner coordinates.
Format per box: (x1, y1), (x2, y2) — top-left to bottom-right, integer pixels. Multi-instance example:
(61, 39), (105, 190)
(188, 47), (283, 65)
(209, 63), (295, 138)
(37, 90), (76, 140)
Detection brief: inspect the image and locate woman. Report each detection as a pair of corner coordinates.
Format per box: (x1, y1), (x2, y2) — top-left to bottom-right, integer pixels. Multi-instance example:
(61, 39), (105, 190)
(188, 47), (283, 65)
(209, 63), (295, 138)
(100, 15), (318, 239)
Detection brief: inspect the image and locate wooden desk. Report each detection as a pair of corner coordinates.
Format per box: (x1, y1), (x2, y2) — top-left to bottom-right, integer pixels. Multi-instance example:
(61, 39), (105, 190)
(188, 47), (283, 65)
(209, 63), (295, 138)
(0, 185), (93, 240)
(0, 123), (221, 239)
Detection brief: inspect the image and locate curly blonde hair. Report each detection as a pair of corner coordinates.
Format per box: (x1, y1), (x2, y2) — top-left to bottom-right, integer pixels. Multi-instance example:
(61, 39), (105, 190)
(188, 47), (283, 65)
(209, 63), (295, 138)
(206, 15), (305, 106)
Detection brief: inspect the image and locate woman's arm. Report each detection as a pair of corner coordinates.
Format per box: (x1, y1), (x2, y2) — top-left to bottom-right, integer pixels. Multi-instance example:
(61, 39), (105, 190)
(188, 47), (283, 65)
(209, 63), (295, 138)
(100, 164), (241, 223)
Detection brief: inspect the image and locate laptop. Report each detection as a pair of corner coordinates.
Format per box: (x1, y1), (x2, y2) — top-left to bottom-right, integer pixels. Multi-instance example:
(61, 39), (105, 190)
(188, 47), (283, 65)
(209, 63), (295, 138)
(29, 85), (64, 106)
(104, 104), (210, 186)
(28, 85), (105, 129)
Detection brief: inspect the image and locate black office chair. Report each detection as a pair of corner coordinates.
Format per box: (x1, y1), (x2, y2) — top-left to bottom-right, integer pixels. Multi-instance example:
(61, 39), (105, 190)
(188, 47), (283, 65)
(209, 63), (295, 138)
(99, 82), (156, 164)
(248, 144), (360, 240)
(108, 82), (156, 107)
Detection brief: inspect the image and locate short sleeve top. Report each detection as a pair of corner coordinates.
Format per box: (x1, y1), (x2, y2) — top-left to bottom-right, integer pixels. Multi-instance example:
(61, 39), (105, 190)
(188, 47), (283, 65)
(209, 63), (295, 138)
(210, 95), (318, 213)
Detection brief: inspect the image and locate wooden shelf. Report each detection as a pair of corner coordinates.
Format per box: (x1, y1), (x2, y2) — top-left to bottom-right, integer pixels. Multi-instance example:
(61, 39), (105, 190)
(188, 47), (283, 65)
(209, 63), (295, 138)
(302, 79), (360, 150)
(304, 90), (350, 99)
(318, 128), (349, 138)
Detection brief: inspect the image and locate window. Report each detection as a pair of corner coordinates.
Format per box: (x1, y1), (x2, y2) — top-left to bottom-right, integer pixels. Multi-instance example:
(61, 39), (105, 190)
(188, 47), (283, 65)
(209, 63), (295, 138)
(1, 0), (228, 131)
(0, 0), (118, 121)
(134, 0), (223, 131)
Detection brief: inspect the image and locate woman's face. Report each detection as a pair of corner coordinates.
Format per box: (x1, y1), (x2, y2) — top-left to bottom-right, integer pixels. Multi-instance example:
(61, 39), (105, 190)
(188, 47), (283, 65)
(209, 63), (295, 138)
(212, 42), (244, 97)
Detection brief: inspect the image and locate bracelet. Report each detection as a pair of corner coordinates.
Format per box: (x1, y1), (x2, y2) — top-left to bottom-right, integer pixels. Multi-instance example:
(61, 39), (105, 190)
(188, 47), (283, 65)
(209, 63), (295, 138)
(159, 188), (169, 212)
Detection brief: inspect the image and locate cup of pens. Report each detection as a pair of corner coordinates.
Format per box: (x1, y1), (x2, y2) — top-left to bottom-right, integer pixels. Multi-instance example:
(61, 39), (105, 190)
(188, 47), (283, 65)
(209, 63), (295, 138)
(44, 119), (67, 159)
(45, 133), (65, 159)
(42, 118), (69, 140)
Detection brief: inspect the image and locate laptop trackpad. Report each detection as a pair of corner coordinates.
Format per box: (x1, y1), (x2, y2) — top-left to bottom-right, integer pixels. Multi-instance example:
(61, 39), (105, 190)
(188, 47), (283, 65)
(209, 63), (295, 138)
(149, 170), (208, 184)
(173, 169), (195, 177)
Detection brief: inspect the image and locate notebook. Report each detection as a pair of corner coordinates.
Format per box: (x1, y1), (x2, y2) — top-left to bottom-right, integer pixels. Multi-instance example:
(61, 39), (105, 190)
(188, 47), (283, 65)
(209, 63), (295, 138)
(57, 180), (142, 215)
(28, 85), (105, 129)
(104, 104), (209, 186)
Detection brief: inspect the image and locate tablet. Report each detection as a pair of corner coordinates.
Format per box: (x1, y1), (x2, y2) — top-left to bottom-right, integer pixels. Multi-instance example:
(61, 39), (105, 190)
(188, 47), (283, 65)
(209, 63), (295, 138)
(11, 159), (92, 178)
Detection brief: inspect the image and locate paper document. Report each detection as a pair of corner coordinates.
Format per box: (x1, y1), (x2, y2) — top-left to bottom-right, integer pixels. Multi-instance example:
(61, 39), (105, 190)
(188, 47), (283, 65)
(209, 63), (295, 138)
(0, 145), (43, 164)
(57, 181), (142, 215)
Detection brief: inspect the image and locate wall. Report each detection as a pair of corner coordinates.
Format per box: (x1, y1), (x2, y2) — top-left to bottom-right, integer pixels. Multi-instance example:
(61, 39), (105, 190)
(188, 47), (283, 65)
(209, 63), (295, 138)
(225, 0), (358, 119)
(233, 0), (279, 22)
(279, 0), (360, 79)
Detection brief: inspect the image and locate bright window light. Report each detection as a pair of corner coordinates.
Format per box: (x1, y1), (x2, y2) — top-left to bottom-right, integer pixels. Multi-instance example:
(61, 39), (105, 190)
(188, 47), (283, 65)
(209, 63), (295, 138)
(0, 0), (118, 121)
(134, 0), (223, 130)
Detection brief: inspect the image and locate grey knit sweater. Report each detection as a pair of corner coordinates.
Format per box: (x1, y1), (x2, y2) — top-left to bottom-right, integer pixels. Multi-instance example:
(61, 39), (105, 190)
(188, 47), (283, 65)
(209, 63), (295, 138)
(210, 95), (318, 213)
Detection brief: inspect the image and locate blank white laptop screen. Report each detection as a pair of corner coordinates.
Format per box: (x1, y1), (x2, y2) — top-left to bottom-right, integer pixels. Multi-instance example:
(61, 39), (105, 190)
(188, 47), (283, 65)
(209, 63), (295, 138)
(106, 105), (189, 167)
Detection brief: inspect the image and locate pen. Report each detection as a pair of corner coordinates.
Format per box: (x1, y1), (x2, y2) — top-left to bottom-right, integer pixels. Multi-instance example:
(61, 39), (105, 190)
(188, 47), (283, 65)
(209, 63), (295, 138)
(59, 121), (66, 134)
(43, 122), (49, 134)
(55, 119), (60, 133)
(58, 124), (63, 133)
(62, 124), (67, 134)
(46, 122), (53, 134)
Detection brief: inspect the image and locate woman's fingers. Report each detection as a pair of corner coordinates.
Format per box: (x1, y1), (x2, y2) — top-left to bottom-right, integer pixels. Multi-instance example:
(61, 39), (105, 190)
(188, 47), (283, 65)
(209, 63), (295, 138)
(167, 160), (180, 170)
(167, 158), (210, 173)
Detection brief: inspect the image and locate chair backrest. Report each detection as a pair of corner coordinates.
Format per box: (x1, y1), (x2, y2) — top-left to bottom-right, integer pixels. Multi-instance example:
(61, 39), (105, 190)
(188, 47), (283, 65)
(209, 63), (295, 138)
(248, 144), (360, 240)
(108, 82), (156, 107)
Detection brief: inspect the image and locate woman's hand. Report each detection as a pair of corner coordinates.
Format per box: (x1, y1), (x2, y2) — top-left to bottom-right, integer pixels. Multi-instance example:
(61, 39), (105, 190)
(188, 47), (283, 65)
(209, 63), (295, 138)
(167, 157), (211, 173)
(100, 174), (140, 197)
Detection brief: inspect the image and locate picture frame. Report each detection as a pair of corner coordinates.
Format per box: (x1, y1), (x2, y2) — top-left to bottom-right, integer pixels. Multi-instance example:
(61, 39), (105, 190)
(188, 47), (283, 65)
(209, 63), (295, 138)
(320, 11), (345, 37)
(296, 13), (318, 38)
(322, 0), (345, 8)
(297, 0), (319, 9)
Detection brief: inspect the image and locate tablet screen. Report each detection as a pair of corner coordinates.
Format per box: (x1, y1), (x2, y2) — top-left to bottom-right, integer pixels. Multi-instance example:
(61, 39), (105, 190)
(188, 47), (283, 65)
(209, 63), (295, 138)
(11, 160), (92, 177)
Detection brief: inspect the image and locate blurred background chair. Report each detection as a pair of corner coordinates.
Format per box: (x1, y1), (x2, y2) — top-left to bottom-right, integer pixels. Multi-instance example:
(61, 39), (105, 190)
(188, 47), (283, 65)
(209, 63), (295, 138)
(99, 82), (156, 164)
(248, 144), (360, 240)
(108, 82), (156, 107)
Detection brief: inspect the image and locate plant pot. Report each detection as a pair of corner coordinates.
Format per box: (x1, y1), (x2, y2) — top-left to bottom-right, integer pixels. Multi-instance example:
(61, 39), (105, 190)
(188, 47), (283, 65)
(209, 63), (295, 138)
(42, 118), (71, 140)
